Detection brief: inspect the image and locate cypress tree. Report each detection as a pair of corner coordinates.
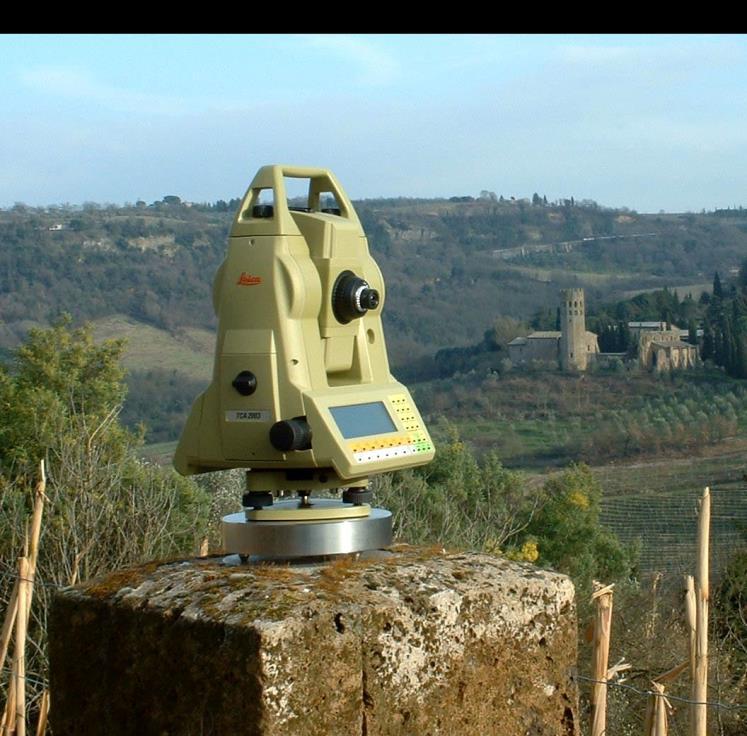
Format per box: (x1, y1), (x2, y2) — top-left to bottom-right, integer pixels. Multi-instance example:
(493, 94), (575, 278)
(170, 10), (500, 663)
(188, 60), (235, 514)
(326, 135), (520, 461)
(713, 271), (724, 300)
(618, 320), (631, 352)
(714, 324), (725, 368)
(723, 315), (738, 375)
(688, 320), (698, 347)
(736, 333), (747, 379)
(702, 321), (714, 361)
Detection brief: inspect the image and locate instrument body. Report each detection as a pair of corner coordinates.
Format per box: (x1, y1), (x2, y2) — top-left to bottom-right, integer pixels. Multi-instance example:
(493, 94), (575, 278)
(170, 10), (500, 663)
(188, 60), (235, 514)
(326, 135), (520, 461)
(174, 165), (434, 492)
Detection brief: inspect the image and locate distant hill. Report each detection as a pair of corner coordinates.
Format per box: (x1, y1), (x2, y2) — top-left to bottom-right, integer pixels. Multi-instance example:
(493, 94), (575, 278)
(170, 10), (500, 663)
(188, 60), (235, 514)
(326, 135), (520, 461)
(2, 195), (745, 440)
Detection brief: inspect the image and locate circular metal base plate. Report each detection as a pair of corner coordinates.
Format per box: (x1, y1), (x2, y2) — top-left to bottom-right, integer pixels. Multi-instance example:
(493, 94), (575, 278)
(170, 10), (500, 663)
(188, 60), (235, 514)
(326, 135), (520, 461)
(222, 503), (392, 559)
(246, 499), (371, 521)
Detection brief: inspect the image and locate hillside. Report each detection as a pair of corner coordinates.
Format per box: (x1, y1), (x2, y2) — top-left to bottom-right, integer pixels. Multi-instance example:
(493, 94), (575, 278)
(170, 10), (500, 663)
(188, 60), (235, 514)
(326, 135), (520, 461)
(2, 195), (747, 441)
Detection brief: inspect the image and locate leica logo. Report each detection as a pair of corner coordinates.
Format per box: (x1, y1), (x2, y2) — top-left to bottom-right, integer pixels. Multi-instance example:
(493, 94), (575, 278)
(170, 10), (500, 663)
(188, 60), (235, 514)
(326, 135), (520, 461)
(237, 272), (262, 286)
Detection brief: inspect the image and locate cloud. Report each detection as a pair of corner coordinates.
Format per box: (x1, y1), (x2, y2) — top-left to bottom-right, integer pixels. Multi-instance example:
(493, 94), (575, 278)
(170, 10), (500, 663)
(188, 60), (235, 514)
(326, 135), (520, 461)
(297, 35), (399, 86)
(558, 44), (638, 65)
(556, 36), (745, 72)
(18, 65), (191, 115)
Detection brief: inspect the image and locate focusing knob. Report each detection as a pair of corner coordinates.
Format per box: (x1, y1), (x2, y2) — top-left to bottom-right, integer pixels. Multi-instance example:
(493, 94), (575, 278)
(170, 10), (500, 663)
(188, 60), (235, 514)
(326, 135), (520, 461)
(270, 418), (312, 452)
(232, 371), (257, 396)
(332, 270), (380, 324)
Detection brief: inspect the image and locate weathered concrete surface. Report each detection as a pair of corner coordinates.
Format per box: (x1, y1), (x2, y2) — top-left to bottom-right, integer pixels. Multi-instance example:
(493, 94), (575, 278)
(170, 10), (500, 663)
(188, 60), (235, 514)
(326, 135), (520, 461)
(49, 545), (578, 736)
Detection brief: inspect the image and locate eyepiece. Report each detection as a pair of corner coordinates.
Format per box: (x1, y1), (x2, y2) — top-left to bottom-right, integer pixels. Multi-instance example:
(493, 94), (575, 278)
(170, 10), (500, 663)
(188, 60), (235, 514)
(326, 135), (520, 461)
(332, 270), (380, 324)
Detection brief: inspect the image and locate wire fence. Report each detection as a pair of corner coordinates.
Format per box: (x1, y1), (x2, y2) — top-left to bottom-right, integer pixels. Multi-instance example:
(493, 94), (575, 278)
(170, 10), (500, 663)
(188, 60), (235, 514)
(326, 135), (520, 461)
(601, 485), (747, 584)
(574, 674), (747, 712)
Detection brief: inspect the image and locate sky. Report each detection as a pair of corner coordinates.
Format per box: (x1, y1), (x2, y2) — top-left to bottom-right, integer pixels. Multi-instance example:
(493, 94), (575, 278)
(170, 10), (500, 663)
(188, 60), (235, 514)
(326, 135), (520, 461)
(2, 34), (747, 213)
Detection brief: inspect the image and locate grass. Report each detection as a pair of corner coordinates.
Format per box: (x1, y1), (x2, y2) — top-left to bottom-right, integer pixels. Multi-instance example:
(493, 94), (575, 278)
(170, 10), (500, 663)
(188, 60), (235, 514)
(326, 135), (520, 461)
(620, 281), (712, 300)
(140, 440), (178, 464)
(501, 262), (649, 286)
(417, 368), (747, 468)
(92, 314), (214, 381)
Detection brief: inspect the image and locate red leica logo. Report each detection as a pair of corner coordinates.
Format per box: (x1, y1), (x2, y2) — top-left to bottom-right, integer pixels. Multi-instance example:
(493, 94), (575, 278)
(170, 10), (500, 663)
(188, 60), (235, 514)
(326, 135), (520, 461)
(237, 272), (262, 286)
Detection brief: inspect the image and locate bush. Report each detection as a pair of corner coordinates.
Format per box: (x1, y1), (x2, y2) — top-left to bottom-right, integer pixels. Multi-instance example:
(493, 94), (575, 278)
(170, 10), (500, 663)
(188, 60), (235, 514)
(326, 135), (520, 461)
(0, 318), (210, 720)
(510, 464), (637, 599)
(374, 425), (532, 553)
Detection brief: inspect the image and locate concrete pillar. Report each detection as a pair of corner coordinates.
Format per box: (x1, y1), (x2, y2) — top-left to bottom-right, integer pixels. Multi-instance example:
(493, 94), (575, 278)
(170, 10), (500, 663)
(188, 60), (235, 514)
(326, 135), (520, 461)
(49, 546), (578, 736)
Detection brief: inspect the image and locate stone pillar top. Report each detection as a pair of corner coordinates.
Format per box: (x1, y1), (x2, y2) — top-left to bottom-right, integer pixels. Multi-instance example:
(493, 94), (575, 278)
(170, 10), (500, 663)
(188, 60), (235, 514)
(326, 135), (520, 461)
(50, 545), (578, 735)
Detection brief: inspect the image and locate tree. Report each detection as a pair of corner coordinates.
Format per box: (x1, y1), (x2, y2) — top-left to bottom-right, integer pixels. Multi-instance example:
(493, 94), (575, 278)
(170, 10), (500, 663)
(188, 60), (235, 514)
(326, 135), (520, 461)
(702, 321), (714, 361)
(713, 271), (724, 300)
(0, 316), (128, 476)
(739, 258), (747, 294)
(514, 464), (636, 598)
(0, 318), (210, 722)
(374, 424), (533, 553)
(485, 315), (526, 352)
(688, 319), (698, 347)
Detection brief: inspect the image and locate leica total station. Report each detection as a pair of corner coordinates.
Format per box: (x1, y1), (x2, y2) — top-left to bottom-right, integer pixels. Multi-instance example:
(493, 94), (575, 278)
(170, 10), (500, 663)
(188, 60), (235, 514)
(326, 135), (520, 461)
(174, 165), (434, 559)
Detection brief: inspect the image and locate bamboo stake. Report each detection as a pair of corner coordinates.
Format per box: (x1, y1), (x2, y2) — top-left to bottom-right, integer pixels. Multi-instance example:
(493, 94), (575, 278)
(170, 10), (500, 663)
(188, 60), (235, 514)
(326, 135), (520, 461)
(1, 461), (46, 676)
(651, 682), (670, 736)
(691, 487), (710, 736)
(590, 582), (614, 736)
(1, 662), (16, 735)
(644, 662), (688, 736)
(685, 575), (696, 683)
(24, 462), (46, 622)
(0, 581), (19, 680)
(34, 691), (49, 736)
(15, 557), (28, 736)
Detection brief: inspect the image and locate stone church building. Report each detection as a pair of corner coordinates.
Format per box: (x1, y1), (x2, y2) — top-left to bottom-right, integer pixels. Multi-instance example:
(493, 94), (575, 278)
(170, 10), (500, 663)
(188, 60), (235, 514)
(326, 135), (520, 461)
(638, 329), (698, 371)
(508, 289), (599, 371)
(508, 289), (699, 373)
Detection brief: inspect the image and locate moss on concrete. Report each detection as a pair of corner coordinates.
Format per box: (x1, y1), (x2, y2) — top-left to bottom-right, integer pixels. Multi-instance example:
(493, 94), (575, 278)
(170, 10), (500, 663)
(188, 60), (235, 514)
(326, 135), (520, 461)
(50, 546), (578, 735)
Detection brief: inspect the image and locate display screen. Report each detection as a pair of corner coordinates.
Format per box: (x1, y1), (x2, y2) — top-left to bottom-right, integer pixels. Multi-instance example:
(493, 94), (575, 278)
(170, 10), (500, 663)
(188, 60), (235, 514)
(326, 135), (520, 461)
(329, 401), (397, 439)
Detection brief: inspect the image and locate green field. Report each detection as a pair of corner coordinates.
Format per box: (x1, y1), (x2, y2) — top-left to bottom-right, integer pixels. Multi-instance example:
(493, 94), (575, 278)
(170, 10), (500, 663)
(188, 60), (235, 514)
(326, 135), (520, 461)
(92, 315), (215, 381)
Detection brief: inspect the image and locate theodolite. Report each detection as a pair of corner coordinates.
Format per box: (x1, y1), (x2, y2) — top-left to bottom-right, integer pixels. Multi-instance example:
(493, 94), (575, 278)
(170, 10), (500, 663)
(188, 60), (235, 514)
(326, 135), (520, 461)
(174, 165), (434, 558)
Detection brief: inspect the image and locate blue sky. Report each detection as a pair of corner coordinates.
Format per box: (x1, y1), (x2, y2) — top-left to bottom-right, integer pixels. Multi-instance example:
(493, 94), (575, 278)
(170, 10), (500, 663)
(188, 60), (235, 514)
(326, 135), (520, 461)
(2, 34), (746, 212)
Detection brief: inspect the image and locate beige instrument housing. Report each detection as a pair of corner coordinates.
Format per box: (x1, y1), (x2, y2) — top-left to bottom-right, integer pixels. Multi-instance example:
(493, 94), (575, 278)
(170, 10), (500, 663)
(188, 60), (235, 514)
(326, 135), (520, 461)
(174, 165), (434, 490)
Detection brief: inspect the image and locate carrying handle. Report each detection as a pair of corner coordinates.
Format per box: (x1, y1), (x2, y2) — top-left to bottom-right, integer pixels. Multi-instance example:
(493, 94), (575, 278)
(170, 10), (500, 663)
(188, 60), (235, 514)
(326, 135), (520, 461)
(238, 165), (357, 226)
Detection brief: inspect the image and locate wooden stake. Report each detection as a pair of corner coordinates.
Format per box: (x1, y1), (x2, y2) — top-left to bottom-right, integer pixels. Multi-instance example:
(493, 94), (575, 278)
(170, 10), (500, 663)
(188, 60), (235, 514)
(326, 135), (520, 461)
(644, 662), (687, 736)
(691, 487), (710, 736)
(651, 682), (670, 736)
(34, 691), (49, 736)
(24, 462), (46, 621)
(15, 557), (28, 736)
(1, 460), (46, 676)
(199, 537), (209, 558)
(1, 662), (16, 735)
(2, 461), (46, 736)
(0, 581), (19, 679)
(590, 582), (614, 736)
(685, 575), (696, 684)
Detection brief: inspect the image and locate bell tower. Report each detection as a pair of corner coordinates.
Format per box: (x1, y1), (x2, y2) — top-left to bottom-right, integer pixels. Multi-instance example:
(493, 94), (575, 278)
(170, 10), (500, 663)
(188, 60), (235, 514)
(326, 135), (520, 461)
(560, 288), (587, 371)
